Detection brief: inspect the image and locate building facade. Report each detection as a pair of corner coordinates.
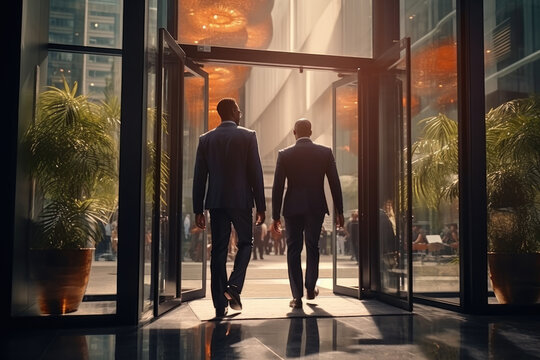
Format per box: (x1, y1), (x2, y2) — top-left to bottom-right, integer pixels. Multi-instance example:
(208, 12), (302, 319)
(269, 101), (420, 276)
(6, 0), (540, 329)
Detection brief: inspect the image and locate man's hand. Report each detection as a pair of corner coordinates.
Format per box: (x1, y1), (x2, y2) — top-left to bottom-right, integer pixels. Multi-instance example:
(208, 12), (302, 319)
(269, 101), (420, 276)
(272, 219), (282, 234)
(255, 211), (265, 226)
(195, 213), (206, 230)
(336, 213), (344, 229)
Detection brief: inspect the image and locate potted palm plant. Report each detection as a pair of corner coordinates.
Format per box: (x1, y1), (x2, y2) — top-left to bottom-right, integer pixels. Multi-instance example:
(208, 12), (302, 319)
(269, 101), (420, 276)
(23, 78), (119, 314)
(485, 97), (540, 304)
(412, 97), (540, 304)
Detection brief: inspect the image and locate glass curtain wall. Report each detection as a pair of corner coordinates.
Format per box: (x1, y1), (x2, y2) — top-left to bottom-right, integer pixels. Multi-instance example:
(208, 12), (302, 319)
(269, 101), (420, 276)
(484, 0), (540, 306)
(401, 1), (460, 303)
(12, 0), (123, 316)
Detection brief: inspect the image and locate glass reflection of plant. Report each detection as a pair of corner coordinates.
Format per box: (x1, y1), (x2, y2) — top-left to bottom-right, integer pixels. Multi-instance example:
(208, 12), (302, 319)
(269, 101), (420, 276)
(411, 113), (458, 231)
(145, 107), (170, 208)
(412, 97), (540, 253)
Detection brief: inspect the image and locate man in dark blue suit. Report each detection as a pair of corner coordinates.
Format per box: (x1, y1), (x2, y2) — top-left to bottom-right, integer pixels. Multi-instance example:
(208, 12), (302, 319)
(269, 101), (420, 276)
(272, 119), (344, 308)
(193, 98), (266, 318)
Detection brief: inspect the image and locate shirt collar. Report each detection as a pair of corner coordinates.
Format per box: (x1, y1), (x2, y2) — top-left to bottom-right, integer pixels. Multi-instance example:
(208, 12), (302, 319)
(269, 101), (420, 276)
(221, 120), (237, 125)
(296, 137), (312, 143)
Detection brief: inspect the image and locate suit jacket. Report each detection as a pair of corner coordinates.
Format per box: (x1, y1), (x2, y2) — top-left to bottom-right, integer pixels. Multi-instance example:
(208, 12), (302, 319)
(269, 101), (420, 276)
(272, 138), (343, 220)
(192, 121), (266, 214)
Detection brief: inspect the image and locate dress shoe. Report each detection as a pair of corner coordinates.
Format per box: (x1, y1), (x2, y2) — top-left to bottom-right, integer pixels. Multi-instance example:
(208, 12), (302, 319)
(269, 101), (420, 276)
(215, 307), (228, 319)
(306, 287), (319, 300)
(289, 298), (302, 308)
(224, 286), (242, 310)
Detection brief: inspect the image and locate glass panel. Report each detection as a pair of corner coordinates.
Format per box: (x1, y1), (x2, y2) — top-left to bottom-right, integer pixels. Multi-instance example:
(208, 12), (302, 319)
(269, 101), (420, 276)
(142, 81), (156, 317)
(49, 0), (123, 49)
(181, 67), (207, 295)
(156, 39), (181, 306)
(178, 0), (372, 58)
(13, 52), (121, 316)
(334, 79), (359, 292)
(403, 0), (460, 304)
(141, 0), (161, 319)
(484, 1), (540, 305)
(377, 43), (410, 306)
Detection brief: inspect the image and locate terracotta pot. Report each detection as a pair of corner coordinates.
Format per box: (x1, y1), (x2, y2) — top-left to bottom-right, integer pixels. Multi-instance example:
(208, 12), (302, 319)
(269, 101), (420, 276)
(488, 252), (540, 304)
(30, 248), (94, 314)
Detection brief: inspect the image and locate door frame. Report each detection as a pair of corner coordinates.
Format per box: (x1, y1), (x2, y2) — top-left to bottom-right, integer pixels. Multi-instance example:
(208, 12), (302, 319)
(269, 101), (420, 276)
(180, 43), (414, 311)
(367, 37), (413, 311)
(179, 56), (209, 303)
(331, 74), (362, 299)
(154, 28), (209, 316)
(154, 28), (184, 316)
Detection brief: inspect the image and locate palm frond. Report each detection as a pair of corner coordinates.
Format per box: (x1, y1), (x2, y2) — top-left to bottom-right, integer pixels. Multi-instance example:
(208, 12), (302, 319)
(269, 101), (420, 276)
(31, 198), (108, 249)
(411, 113), (459, 210)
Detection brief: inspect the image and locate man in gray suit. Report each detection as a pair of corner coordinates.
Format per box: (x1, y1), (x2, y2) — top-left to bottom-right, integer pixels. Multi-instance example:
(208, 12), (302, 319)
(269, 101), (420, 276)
(272, 119), (344, 308)
(193, 98), (266, 319)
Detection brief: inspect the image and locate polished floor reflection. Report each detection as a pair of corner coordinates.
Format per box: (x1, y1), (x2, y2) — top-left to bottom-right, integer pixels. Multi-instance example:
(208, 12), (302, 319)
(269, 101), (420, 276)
(4, 302), (540, 359)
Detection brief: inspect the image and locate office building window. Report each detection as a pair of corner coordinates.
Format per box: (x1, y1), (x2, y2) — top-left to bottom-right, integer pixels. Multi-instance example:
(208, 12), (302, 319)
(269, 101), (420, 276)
(49, 0), (123, 49)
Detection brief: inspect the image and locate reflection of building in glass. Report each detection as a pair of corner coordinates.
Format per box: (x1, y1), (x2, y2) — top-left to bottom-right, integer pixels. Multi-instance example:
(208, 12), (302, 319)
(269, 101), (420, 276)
(484, 1), (540, 108)
(48, 0), (122, 100)
(406, 1), (540, 117)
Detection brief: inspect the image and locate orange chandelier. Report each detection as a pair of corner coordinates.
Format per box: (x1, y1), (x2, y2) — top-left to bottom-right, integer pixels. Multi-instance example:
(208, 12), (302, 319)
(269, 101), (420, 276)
(179, 0), (275, 129)
(411, 40), (457, 111)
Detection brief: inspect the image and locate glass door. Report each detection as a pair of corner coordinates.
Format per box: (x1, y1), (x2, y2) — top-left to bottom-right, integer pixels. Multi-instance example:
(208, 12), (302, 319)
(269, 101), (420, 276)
(373, 38), (413, 311)
(179, 56), (208, 302)
(154, 29), (208, 316)
(332, 75), (361, 298)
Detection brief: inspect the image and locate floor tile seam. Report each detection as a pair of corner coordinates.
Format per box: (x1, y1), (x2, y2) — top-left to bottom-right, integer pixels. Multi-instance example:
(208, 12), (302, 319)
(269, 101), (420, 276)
(251, 336), (285, 359)
(189, 296), (354, 300)
(197, 313), (415, 322)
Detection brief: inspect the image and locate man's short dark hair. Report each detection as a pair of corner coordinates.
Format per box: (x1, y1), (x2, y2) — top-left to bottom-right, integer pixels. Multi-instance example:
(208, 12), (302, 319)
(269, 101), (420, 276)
(217, 98), (236, 120)
(294, 118), (312, 138)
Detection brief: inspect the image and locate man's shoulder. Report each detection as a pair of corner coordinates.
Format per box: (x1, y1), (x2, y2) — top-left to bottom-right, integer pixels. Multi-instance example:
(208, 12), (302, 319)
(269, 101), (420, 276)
(311, 142), (331, 152)
(289, 141), (331, 153)
(277, 143), (298, 157)
(279, 143), (296, 153)
(200, 125), (255, 138)
(200, 127), (217, 139)
(218, 124), (256, 137)
(235, 126), (257, 140)
(236, 125), (255, 133)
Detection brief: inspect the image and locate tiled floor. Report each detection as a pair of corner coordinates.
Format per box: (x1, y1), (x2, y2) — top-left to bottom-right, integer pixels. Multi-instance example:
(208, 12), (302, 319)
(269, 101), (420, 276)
(4, 299), (540, 359)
